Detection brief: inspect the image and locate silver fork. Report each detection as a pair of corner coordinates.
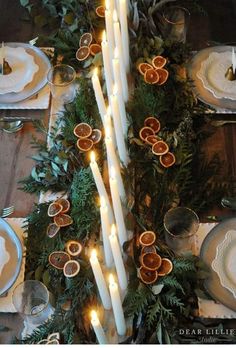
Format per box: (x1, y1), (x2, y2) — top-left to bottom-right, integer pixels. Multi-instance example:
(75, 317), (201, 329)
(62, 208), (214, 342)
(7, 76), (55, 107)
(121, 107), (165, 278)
(0, 206), (14, 218)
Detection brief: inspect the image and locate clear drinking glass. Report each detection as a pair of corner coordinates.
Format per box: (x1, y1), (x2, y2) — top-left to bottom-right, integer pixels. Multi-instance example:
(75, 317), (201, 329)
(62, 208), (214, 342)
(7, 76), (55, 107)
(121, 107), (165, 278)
(47, 64), (76, 104)
(12, 280), (53, 325)
(164, 207), (199, 254)
(161, 6), (190, 43)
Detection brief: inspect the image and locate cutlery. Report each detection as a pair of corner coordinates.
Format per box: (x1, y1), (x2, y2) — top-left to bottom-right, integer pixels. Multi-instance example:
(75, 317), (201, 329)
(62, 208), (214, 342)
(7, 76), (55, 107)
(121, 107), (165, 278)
(0, 206), (14, 218)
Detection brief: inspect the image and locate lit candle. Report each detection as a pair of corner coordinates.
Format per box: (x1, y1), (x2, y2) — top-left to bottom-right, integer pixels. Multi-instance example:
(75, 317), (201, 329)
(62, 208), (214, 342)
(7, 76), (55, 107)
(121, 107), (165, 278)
(101, 31), (113, 98)
(92, 68), (107, 124)
(109, 225), (128, 290)
(105, 0), (115, 67)
(109, 167), (127, 246)
(113, 11), (129, 102)
(100, 196), (113, 268)
(105, 126), (126, 201)
(110, 87), (129, 166)
(108, 274), (126, 336)
(90, 151), (114, 225)
(90, 249), (112, 310)
(119, 0), (130, 73)
(90, 310), (108, 344)
(232, 47), (236, 74)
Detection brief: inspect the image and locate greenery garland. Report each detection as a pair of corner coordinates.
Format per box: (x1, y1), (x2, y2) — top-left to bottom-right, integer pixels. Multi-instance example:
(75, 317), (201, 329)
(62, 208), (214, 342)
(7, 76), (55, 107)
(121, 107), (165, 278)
(17, 0), (233, 344)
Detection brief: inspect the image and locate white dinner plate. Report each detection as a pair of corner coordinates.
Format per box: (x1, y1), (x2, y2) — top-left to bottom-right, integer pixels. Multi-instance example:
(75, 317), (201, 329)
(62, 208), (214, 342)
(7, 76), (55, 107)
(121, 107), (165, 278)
(212, 229), (236, 298)
(0, 43), (51, 104)
(0, 46), (39, 94)
(197, 51), (236, 100)
(0, 218), (23, 296)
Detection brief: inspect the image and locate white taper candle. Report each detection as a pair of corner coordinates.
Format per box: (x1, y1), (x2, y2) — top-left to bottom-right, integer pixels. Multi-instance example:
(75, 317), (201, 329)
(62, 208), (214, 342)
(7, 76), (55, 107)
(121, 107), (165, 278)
(100, 196), (113, 268)
(90, 250), (111, 310)
(108, 274), (126, 336)
(90, 151), (114, 225)
(90, 310), (108, 344)
(119, 0), (130, 72)
(92, 68), (107, 124)
(101, 31), (113, 98)
(109, 225), (128, 290)
(109, 167), (127, 246)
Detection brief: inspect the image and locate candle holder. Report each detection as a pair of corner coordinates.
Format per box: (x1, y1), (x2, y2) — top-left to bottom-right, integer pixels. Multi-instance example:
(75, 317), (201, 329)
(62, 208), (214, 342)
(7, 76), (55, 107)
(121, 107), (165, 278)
(225, 65), (236, 81)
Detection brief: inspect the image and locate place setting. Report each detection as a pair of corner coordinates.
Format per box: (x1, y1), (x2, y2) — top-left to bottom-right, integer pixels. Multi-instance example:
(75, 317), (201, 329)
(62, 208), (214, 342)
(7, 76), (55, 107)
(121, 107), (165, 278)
(0, 41), (51, 132)
(188, 44), (236, 112)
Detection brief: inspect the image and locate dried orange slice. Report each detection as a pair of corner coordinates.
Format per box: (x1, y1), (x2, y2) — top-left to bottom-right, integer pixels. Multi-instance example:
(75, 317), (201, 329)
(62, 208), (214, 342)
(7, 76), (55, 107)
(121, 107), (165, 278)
(158, 258), (173, 276)
(90, 43), (102, 56)
(47, 223), (60, 238)
(141, 245), (156, 254)
(152, 55), (167, 69)
(139, 266), (158, 285)
(79, 32), (93, 47)
(160, 152), (176, 168)
(156, 68), (169, 85)
(49, 251), (70, 270)
(139, 231), (156, 246)
(95, 5), (105, 17)
(77, 138), (93, 152)
(63, 260), (80, 278)
(144, 116), (161, 133)
(76, 46), (90, 61)
(56, 198), (70, 214)
(140, 252), (162, 271)
(89, 129), (102, 144)
(152, 141), (169, 156)
(65, 240), (82, 256)
(73, 123), (92, 138)
(145, 135), (160, 145)
(138, 63), (153, 75)
(144, 68), (159, 84)
(48, 202), (63, 217)
(139, 126), (155, 141)
(54, 214), (73, 227)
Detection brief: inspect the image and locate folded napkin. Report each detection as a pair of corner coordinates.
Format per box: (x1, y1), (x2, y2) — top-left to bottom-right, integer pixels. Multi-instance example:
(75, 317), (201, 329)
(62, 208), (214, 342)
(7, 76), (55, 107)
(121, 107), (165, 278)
(194, 223), (236, 318)
(0, 218), (26, 313)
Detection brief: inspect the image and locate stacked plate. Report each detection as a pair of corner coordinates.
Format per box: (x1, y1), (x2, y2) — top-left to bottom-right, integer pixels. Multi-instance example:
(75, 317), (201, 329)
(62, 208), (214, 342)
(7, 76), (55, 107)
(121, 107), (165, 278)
(188, 46), (236, 111)
(200, 219), (236, 311)
(0, 42), (51, 106)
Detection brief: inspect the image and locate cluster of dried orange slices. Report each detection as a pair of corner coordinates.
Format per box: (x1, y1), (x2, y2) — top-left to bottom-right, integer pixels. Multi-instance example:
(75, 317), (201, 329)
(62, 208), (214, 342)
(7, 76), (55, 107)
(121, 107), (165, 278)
(47, 198), (73, 238)
(139, 116), (176, 168)
(73, 122), (102, 152)
(138, 56), (169, 85)
(76, 32), (102, 62)
(48, 240), (82, 278)
(138, 231), (173, 284)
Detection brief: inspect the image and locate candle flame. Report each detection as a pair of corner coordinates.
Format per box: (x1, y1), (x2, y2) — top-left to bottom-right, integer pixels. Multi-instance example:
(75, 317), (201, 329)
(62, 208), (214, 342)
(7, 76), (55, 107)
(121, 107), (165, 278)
(113, 9), (118, 22)
(91, 249), (97, 260)
(110, 166), (116, 179)
(114, 47), (119, 59)
(91, 310), (98, 322)
(90, 151), (96, 163)
(111, 223), (116, 236)
(109, 273), (115, 285)
(100, 196), (107, 208)
(102, 30), (107, 43)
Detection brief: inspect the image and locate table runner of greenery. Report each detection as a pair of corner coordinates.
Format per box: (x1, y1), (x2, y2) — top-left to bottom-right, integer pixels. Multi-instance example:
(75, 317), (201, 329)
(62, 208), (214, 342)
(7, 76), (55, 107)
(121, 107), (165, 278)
(17, 0), (233, 344)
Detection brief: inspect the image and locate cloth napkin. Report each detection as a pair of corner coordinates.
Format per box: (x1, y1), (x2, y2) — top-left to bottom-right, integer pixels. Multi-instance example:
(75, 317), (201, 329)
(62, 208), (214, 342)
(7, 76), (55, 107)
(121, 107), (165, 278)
(195, 223), (236, 318)
(0, 218), (26, 313)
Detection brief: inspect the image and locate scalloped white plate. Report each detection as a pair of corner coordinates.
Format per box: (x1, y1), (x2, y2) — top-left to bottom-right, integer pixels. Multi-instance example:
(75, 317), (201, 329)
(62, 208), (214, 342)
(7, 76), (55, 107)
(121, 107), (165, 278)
(197, 51), (236, 100)
(0, 46), (39, 94)
(212, 229), (236, 298)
